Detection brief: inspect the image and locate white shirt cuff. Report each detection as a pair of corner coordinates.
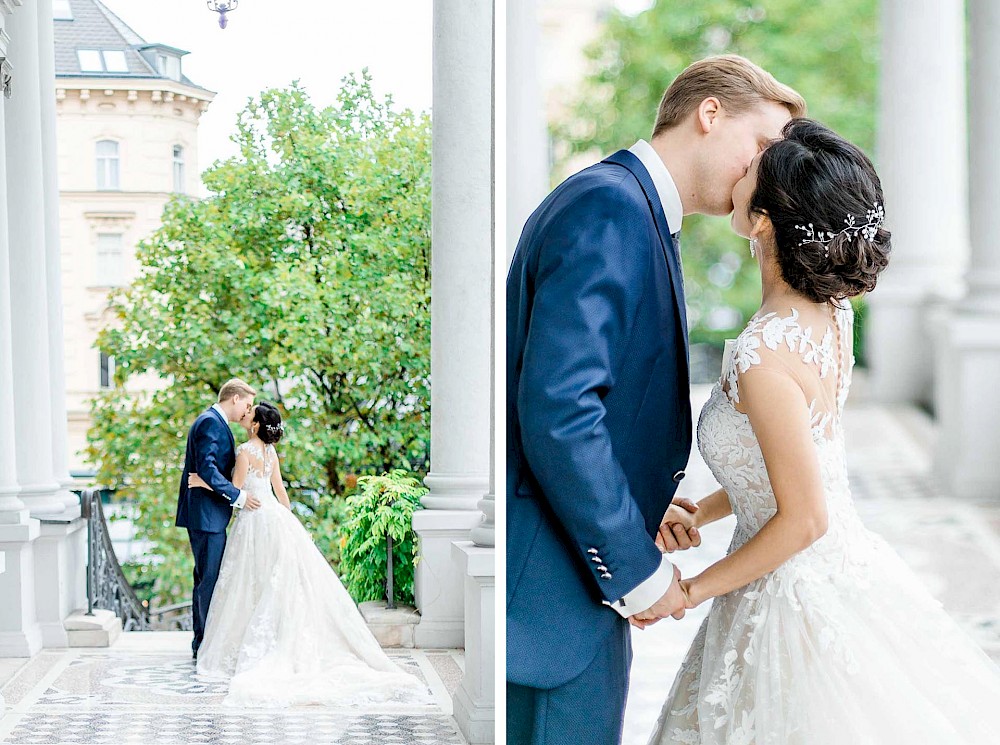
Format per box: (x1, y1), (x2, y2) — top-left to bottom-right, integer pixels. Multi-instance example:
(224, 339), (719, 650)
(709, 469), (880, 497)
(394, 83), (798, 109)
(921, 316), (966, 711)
(611, 554), (675, 618)
(233, 490), (247, 509)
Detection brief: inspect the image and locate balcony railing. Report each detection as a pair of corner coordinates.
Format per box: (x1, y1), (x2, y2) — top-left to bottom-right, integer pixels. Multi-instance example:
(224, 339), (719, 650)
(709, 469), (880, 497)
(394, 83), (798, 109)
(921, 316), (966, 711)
(81, 487), (192, 631)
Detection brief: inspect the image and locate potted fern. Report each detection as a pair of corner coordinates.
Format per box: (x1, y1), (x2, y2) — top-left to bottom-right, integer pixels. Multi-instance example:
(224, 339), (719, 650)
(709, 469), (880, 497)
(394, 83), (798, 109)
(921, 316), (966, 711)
(339, 470), (425, 608)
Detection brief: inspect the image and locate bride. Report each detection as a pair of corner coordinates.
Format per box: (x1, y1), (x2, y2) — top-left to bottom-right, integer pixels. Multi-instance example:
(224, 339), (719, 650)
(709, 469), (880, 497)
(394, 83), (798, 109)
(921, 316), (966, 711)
(646, 119), (1000, 743)
(189, 401), (426, 707)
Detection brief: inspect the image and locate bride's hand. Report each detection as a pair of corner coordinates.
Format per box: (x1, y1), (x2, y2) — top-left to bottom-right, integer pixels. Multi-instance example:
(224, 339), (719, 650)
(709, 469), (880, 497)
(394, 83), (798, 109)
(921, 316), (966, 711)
(678, 579), (699, 609)
(188, 473), (210, 490)
(656, 498), (701, 553)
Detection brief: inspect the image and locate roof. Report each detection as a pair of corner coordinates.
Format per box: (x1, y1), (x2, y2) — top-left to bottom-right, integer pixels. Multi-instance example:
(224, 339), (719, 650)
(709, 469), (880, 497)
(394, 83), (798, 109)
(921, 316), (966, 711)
(53, 0), (208, 91)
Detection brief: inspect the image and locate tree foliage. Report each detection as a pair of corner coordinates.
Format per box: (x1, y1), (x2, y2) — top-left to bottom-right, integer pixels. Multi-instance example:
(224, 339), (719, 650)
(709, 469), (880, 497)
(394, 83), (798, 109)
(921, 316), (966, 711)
(554, 0), (879, 351)
(88, 72), (432, 607)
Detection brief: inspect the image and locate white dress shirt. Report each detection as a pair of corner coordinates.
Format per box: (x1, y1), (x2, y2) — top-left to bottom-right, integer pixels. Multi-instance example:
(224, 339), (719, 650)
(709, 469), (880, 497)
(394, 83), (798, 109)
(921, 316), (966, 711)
(628, 139), (683, 235)
(606, 141), (685, 618)
(211, 403), (247, 509)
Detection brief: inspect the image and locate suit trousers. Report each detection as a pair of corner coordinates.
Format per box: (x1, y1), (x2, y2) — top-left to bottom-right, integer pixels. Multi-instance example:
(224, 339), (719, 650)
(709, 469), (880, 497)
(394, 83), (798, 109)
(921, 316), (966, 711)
(507, 616), (632, 745)
(188, 528), (227, 654)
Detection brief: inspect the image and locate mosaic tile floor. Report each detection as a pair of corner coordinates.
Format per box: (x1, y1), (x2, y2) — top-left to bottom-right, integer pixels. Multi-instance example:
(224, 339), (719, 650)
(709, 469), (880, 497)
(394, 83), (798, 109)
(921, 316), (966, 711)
(0, 634), (467, 744)
(621, 388), (1000, 744)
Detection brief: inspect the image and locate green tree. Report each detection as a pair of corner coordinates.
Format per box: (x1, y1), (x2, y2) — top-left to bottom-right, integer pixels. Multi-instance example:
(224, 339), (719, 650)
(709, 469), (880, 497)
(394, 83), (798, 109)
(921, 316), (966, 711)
(88, 72), (431, 608)
(555, 0), (879, 354)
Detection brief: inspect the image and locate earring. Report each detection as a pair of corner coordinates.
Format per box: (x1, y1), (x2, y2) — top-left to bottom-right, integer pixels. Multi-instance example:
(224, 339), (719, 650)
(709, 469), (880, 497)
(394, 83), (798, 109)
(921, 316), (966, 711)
(749, 237), (758, 258)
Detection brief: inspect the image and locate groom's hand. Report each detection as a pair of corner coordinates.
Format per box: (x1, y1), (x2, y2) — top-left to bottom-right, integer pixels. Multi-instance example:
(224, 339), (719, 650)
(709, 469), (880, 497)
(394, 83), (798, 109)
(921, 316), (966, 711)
(656, 498), (701, 553)
(628, 565), (686, 629)
(244, 495), (261, 511)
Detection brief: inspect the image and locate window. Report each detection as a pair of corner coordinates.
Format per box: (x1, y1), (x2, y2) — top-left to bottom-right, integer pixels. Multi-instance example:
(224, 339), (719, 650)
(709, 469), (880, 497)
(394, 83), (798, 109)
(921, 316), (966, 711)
(103, 51), (129, 72)
(156, 54), (182, 81)
(77, 50), (102, 72)
(77, 49), (129, 73)
(96, 233), (124, 286)
(96, 140), (120, 190)
(53, 0), (73, 20)
(99, 352), (114, 389)
(172, 145), (185, 193)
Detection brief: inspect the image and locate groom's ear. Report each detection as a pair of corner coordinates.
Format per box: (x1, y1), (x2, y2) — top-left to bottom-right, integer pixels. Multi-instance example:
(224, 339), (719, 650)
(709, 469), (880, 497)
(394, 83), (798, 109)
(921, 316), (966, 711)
(696, 97), (722, 134)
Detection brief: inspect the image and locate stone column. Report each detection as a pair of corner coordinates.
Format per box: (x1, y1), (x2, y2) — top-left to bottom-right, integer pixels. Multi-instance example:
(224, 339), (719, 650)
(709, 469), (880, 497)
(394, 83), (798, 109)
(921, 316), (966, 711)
(506, 0), (547, 264)
(5, 0), (65, 520)
(453, 4), (498, 740)
(32, 0), (87, 647)
(866, 0), (968, 405)
(37, 0), (78, 516)
(0, 0), (44, 658)
(934, 0), (1000, 498)
(412, 0), (493, 649)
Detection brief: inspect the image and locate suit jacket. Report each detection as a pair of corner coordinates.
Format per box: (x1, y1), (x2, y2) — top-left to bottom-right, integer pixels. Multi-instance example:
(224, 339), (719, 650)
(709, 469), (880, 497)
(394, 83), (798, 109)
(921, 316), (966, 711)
(175, 407), (242, 533)
(506, 150), (692, 689)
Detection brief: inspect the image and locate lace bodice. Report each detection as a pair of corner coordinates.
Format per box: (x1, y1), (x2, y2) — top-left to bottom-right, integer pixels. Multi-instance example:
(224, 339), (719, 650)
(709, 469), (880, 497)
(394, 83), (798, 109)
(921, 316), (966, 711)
(236, 441), (278, 504)
(698, 302), (858, 546)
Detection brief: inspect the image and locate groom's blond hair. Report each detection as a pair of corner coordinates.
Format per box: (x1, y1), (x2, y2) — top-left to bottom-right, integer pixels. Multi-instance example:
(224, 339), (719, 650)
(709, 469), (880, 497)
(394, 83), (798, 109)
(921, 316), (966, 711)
(652, 55), (806, 138)
(217, 378), (256, 402)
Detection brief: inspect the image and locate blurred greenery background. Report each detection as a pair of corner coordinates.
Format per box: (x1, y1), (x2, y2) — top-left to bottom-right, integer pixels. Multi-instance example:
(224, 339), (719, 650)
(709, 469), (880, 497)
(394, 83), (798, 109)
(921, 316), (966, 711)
(551, 0), (879, 376)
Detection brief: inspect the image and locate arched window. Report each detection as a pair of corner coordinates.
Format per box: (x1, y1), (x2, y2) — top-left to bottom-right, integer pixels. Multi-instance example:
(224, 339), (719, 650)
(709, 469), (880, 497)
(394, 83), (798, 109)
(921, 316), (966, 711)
(96, 140), (120, 190)
(173, 145), (186, 193)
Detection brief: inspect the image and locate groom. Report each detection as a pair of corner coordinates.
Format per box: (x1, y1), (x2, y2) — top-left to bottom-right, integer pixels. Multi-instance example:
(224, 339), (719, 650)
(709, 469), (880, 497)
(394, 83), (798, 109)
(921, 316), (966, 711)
(176, 378), (261, 660)
(506, 55), (804, 744)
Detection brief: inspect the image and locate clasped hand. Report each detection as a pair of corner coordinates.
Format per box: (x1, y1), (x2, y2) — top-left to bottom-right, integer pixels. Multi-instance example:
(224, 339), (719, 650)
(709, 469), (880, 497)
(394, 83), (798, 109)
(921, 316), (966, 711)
(628, 498), (702, 629)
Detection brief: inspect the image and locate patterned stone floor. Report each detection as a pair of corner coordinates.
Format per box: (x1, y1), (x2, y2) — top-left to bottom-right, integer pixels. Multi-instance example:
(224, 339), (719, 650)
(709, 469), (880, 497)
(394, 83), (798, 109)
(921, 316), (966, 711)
(622, 386), (1000, 744)
(0, 633), (468, 744)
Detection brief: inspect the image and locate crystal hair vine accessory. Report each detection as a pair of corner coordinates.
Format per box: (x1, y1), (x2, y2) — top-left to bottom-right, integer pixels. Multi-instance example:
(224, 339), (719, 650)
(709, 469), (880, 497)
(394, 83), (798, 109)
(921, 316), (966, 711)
(265, 423), (284, 435)
(794, 201), (884, 256)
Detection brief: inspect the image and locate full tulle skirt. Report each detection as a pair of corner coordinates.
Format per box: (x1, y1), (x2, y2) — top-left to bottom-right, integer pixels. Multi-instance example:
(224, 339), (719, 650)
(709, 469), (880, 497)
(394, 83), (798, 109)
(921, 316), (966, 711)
(195, 499), (428, 708)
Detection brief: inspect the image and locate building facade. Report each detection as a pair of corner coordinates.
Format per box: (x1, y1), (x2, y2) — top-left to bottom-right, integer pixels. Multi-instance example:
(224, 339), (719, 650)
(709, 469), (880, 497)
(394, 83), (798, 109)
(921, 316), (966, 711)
(53, 0), (213, 473)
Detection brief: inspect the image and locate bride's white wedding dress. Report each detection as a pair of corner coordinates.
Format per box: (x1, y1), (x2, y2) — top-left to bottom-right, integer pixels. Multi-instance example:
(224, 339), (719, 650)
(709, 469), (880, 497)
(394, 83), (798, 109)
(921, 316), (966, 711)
(650, 303), (1000, 744)
(195, 441), (427, 707)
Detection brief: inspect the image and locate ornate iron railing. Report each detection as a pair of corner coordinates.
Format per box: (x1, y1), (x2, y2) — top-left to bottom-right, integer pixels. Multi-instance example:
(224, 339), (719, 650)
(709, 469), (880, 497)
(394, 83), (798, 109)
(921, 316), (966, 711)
(82, 488), (192, 631)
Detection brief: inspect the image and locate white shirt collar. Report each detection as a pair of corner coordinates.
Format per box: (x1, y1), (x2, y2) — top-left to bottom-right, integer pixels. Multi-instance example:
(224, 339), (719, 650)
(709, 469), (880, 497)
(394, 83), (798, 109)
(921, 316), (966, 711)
(211, 403), (228, 421)
(628, 139), (683, 235)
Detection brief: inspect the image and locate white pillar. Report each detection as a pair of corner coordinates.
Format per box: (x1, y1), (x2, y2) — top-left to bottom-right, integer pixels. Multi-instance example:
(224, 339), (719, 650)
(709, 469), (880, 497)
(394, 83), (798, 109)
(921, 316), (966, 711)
(866, 0), (968, 405)
(0, 12), (23, 529)
(0, 0), (44, 659)
(37, 0), (78, 516)
(453, 4), (498, 735)
(934, 0), (1000, 498)
(412, 0), (493, 649)
(5, 0), (65, 520)
(506, 0), (547, 263)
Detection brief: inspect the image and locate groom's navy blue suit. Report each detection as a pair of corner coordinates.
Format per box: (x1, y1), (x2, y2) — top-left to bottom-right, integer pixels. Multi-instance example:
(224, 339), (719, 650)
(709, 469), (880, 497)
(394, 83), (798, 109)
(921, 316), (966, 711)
(507, 150), (692, 744)
(176, 406), (242, 655)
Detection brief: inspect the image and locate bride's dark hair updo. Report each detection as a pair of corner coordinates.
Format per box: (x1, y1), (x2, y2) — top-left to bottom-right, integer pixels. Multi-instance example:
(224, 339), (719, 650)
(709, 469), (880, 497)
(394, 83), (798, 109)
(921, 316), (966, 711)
(749, 118), (892, 303)
(253, 401), (284, 445)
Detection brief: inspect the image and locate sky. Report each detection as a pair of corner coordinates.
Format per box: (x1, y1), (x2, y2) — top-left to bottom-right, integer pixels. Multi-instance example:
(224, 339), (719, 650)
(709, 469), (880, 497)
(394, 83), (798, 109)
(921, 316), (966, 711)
(98, 0), (433, 172)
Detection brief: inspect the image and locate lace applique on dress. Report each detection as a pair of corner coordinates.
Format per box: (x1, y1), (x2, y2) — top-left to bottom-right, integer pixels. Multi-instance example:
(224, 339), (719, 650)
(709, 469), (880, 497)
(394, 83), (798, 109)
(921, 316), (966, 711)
(722, 303), (852, 441)
(237, 441), (275, 481)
